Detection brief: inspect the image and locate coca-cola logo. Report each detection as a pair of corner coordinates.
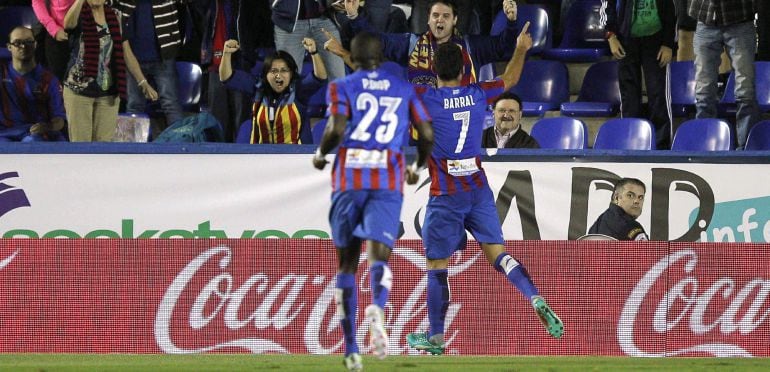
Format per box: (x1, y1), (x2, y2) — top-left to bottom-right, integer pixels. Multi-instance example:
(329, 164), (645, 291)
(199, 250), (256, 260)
(0, 249), (19, 271)
(154, 245), (482, 354)
(618, 249), (763, 357)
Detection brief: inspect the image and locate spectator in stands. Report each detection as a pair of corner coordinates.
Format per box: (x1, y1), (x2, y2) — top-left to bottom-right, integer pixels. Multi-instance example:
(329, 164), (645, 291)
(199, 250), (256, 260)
(31, 0), (75, 81)
(341, 0), (521, 87)
(113, 0), (184, 129)
(62, 0), (157, 142)
(193, 0), (268, 142)
(588, 177), (649, 241)
(271, 0), (346, 81)
(689, 0), (760, 150)
(602, 0), (675, 150)
(1, 26), (66, 142)
(219, 38), (325, 144)
(482, 92), (539, 148)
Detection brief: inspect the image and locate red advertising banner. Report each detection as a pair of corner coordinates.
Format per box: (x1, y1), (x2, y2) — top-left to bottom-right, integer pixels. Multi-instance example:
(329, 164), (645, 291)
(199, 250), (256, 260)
(0, 239), (767, 356)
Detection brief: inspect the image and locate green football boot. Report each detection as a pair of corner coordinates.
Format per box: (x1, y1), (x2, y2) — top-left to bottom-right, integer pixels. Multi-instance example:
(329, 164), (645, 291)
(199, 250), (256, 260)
(532, 295), (564, 339)
(406, 332), (445, 355)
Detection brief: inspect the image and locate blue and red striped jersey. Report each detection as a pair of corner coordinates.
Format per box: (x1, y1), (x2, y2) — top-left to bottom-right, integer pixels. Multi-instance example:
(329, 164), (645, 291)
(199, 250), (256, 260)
(417, 79), (504, 196)
(0, 63), (64, 129)
(327, 67), (431, 193)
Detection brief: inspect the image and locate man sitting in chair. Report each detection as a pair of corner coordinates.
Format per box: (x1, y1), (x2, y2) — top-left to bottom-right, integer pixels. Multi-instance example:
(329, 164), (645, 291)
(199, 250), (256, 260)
(481, 92), (539, 149)
(1, 27), (66, 142)
(588, 177), (649, 241)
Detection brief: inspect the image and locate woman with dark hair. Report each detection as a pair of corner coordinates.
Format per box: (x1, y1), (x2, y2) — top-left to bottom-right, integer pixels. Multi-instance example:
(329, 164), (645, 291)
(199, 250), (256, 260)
(219, 38), (326, 144)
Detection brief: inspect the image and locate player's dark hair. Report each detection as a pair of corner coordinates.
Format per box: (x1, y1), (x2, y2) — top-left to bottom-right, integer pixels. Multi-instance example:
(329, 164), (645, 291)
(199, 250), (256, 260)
(612, 178), (646, 202)
(434, 43), (463, 81)
(351, 31), (383, 70)
(261, 50), (299, 96)
(493, 92), (523, 111)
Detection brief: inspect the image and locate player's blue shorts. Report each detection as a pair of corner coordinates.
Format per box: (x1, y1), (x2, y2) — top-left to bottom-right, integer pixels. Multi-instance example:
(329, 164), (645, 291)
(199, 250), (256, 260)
(329, 189), (403, 249)
(421, 187), (504, 260)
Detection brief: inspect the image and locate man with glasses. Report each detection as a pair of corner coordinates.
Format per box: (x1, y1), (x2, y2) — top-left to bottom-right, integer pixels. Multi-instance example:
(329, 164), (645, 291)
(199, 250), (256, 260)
(1, 27), (66, 142)
(481, 92), (539, 149)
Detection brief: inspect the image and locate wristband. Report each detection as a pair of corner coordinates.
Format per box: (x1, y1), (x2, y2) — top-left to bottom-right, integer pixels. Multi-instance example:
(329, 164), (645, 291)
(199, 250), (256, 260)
(309, 50), (318, 55)
(605, 31), (616, 40)
(138, 79), (147, 87)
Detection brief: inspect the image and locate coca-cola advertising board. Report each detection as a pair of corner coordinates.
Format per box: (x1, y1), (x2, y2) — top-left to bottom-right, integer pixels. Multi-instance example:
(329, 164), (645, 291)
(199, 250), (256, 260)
(0, 239), (766, 356)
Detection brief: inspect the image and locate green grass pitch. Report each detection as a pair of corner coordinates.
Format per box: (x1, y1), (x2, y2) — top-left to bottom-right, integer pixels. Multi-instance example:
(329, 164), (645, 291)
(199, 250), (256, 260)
(0, 354), (769, 372)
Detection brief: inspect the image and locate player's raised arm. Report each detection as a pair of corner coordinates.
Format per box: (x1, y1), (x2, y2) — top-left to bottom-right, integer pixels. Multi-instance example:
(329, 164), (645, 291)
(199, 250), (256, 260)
(498, 21), (532, 91)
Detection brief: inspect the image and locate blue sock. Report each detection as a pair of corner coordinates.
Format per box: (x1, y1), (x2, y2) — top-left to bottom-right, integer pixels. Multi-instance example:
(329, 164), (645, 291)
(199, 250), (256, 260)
(427, 269), (449, 339)
(336, 273), (359, 355)
(369, 261), (392, 310)
(494, 253), (539, 300)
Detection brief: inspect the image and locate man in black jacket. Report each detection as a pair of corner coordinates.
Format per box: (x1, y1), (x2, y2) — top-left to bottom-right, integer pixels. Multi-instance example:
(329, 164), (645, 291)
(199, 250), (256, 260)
(588, 177), (649, 241)
(601, 0), (675, 150)
(481, 92), (539, 149)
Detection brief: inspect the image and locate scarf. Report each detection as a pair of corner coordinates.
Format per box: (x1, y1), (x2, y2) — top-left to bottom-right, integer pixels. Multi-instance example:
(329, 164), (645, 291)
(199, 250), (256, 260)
(250, 85), (303, 144)
(80, 2), (126, 98)
(407, 32), (476, 87)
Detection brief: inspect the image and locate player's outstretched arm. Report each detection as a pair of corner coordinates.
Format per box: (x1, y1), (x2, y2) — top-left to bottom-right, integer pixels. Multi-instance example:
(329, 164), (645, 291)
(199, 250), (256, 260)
(498, 21), (532, 91)
(313, 114), (347, 170)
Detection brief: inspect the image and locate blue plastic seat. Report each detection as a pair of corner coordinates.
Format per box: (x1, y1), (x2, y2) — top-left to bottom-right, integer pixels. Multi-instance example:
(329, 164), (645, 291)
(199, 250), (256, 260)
(669, 61), (696, 117)
(530, 117), (588, 149)
(490, 5), (551, 55)
(306, 82), (328, 118)
(0, 6), (38, 45)
(0, 47), (9, 61)
(175, 61), (202, 112)
(478, 62), (495, 82)
(312, 118), (327, 145)
(719, 62), (770, 116)
(539, 0), (609, 62)
(235, 119), (252, 143)
(671, 118), (734, 151)
(593, 118), (655, 150)
(560, 60), (620, 117)
(745, 120), (770, 150)
(510, 60), (569, 117)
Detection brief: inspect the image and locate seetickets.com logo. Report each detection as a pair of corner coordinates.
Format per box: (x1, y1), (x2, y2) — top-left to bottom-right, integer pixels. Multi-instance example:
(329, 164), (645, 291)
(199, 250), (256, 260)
(0, 172), (30, 218)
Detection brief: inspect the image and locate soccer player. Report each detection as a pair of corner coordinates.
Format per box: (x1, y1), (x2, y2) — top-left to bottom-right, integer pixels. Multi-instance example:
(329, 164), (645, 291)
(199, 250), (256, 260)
(405, 22), (564, 355)
(312, 32), (434, 371)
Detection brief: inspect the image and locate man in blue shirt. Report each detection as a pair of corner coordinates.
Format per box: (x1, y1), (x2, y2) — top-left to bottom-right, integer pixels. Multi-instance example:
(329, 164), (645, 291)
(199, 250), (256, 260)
(406, 23), (564, 356)
(1, 27), (66, 142)
(313, 31), (433, 371)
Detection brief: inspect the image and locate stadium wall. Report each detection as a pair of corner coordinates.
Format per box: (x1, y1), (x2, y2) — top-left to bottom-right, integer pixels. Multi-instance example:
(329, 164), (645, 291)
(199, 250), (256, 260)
(0, 239), (766, 357)
(1, 144), (770, 242)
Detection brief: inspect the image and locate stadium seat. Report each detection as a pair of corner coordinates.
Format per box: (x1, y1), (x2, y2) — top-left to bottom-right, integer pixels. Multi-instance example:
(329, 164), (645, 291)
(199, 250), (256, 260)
(560, 60), (620, 117)
(719, 62), (770, 116)
(593, 118), (655, 150)
(509, 60), (569, 117)
(312, 118), (327, 145)
(235, 119), (252, 144)
(478, 62), (495, 82)
(0, 6), (38, 45)
(0, 47), (9, 61)
(306, 82), (328, 118)
(175, 61), (202, 112)
(530, 117), (588, 149)
(539, 0), (609, 62)
(671, 118), (734, 151)
(668, 61), (697, 117)
(745, 120), (770, 151)
(490, 5), (551, 55)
